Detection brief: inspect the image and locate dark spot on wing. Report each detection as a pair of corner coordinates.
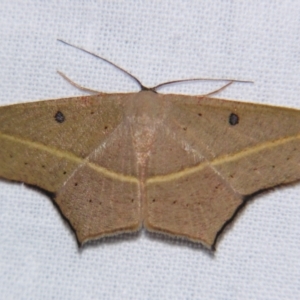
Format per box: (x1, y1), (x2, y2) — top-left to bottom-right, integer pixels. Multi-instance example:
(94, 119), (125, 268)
(198, 113), (202, 117)
(54, 111), (65, 123)
(229, 113), (239, 125)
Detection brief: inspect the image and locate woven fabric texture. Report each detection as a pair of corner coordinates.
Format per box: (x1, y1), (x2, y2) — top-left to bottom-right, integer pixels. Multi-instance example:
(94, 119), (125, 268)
(0, 1), (300, 299)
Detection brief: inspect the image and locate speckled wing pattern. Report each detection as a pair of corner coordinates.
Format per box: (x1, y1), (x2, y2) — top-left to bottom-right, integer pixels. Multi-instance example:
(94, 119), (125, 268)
(1, 91), (300, 249)
(0, 94), (141, 243)
(145, 94), (300, 247)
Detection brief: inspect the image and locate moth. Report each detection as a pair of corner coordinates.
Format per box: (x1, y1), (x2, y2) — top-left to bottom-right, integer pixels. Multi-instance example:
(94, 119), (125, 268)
(1, 40), (299, 250)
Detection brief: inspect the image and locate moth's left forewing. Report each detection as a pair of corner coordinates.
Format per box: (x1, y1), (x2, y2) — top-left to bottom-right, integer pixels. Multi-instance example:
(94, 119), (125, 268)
(0, 94), (124, 190)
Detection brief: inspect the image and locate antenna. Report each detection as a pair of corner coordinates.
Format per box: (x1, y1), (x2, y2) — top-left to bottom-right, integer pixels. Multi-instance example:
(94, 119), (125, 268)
(57, 39), (253, 94)
(57, 39), (147, 90)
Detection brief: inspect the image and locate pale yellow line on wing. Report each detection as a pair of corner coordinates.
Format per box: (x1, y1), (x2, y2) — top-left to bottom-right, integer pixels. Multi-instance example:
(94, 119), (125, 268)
(147, 133), (300, 184)
(2, 131), (300, 185)
(0, 132), (139, 184)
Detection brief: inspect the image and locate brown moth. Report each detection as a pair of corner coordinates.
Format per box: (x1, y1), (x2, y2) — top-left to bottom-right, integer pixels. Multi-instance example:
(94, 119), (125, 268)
(1, 41), (300, 250)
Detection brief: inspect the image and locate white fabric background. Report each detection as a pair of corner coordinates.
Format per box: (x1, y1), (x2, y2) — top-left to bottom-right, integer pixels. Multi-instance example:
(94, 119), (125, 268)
(0, 1), (300, 299)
